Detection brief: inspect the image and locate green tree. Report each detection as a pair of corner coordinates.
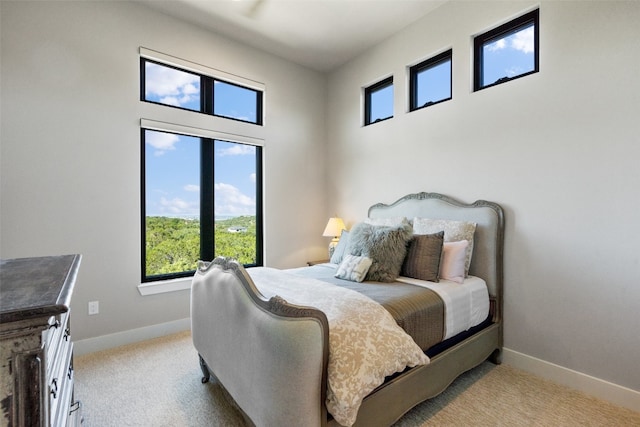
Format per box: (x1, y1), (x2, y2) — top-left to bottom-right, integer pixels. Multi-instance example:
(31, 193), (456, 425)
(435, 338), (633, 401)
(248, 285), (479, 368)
(145, 216), (257, 276)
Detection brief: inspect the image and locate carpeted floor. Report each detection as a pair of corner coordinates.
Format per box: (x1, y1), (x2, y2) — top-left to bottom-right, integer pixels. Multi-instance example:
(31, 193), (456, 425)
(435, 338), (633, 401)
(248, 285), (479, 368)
(74, 331), (640, 426)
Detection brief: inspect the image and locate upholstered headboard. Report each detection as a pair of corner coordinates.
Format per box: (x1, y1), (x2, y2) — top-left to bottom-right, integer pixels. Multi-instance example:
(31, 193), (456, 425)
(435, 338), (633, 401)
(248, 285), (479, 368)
(368, 192), (505, 321)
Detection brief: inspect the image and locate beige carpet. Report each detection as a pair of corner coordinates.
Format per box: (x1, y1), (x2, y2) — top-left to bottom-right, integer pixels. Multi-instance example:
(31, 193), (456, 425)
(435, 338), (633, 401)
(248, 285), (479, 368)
(74, 331), (640, 426)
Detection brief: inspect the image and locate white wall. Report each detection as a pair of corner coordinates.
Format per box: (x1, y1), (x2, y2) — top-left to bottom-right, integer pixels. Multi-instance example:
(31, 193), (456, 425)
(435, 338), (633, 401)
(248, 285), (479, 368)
(327, 1), (640, 392)
(0, 1), (328, 341)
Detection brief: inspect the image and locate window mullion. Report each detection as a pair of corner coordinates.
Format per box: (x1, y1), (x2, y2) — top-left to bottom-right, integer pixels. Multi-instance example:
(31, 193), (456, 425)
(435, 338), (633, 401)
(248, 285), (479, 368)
(202, 77), (213, 115)
(200, 138), (215, 262)
(254, 147), (264, 266)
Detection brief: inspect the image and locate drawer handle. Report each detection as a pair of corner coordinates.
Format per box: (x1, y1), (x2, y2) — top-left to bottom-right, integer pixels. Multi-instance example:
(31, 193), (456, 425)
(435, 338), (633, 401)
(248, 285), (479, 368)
(49, 319), (61, 329)
(51, 378), (58, 399)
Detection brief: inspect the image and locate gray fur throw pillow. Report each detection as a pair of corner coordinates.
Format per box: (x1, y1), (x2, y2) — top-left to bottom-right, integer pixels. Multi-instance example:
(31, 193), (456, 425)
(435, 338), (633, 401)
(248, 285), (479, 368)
(347, 222), (412, 282)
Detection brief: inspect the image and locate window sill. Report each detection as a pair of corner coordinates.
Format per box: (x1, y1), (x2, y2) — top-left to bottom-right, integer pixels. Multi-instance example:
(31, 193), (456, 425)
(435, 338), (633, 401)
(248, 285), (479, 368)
(137, 277), (192, 296)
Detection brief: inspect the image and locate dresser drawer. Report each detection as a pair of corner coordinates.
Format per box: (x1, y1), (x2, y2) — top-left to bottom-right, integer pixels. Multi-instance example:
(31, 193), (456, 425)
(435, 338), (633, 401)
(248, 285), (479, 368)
(48, 341), (73, 427)
(68, 401), (82, 427)
(44, 312), (70, 377)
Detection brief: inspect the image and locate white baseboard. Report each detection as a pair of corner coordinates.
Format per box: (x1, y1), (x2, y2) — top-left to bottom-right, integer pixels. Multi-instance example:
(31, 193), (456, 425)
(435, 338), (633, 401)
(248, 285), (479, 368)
(503, 347), (640, 413)
(74, 318), (190, 356)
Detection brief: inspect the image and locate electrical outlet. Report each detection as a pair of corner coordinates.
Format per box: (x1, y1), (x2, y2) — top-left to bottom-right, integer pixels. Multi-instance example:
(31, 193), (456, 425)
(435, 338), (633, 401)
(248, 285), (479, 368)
(88, 301), (99, 315)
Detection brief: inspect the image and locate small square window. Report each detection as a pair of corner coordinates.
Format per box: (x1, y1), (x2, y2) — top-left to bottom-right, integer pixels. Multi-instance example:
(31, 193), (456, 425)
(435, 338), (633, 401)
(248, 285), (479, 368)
(409, 49), (452, 111)
(364, 76), (393, 126)
(474, 9), (539, 91)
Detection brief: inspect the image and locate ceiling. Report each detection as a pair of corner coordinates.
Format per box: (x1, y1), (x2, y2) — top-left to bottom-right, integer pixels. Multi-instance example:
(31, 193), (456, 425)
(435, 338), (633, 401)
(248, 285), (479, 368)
(141, 0), (447, 72)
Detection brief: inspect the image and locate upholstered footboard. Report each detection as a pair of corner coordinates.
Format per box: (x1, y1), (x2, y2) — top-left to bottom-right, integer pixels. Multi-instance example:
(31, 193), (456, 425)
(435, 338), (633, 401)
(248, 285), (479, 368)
(191, 258), (330, 427)
(329, 322), (502, 427)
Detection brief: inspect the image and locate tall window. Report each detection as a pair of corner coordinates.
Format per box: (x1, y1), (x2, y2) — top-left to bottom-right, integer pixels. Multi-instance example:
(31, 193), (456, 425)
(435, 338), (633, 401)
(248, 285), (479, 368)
(409, 49), (452, 111)
(141, 56), (264, 282)
(474, 9), (539, 91)
(364, 76), (393, 125)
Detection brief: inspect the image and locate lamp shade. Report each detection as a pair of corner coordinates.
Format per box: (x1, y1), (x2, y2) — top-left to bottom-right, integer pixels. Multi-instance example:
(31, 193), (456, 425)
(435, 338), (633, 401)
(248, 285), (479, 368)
(322, 217), (346, 238)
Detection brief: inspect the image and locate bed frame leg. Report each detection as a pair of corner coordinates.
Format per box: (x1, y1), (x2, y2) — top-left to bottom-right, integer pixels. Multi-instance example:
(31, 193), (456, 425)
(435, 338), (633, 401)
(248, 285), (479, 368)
(489, 348), (503, 365)
(199, 354), (211, 383)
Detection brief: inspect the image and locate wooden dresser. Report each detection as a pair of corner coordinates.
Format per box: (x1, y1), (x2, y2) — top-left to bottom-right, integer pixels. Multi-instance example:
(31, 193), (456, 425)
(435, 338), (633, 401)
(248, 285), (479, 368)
(0, 255), (82, 427)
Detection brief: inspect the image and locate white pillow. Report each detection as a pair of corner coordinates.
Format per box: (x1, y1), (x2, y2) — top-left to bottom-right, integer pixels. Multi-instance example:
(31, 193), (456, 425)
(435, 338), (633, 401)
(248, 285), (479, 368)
(330, 229), (350, 264)
(335, 254), (373, 283)
(439, 240), (468, 283)
(365, 216), (410, 227)
(413, 217), (476, 276)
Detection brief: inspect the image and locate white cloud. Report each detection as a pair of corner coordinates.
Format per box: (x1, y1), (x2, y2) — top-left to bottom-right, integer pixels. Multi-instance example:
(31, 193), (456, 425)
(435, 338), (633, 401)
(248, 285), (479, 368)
(159, 197), (199, 215)
(182, 83), (199, 95)
(249, 173), (256, 183)
(505, 66), (523, 77)
(159, 96), (181, 107)
(487, 38), (506, 52)
(217, 145), (255, 156)
(146, 131), (179, 156)
(184, 184), (200, 192)
(485, 26), (534, 55)
(145, 62), (199, 108)
(512, 26), (534, 54)
(214, 183), (255, 216)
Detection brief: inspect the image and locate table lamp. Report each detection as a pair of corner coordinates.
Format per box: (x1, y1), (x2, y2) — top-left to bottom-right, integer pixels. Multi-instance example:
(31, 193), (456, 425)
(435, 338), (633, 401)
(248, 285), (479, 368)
(322, 217), (346, 258)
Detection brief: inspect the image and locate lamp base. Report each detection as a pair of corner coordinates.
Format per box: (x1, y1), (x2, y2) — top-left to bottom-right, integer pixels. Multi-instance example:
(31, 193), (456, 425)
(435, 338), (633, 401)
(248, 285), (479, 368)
(328, 238), (339, 259)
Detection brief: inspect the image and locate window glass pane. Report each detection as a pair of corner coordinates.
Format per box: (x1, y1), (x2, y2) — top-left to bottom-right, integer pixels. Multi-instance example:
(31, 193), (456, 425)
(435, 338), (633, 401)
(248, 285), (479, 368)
(482, 22), (535, 87)
(144, 130), (201, 277)
(368, 82), (393, 124)
(213, 140), (258, 264)
(144, 61), (201, 111)
(415, 58), (451, 108)
(214, 81), (260, 124)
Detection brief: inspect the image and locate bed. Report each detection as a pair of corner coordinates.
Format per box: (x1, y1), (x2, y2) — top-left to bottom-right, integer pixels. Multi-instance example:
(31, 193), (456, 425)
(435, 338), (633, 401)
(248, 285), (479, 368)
(191, 192), (504, 426)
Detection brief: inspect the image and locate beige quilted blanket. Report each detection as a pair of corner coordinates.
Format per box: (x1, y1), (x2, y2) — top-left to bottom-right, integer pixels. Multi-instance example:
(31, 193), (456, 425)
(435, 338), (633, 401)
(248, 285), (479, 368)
(248, 267), (429, 426)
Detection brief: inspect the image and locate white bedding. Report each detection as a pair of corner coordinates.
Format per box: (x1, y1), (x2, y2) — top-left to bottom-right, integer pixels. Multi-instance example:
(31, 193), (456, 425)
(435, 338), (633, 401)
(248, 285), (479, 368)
(396, 275), (489, 339)
(248, 267), (429, 427)
(309, 262), (490, 341)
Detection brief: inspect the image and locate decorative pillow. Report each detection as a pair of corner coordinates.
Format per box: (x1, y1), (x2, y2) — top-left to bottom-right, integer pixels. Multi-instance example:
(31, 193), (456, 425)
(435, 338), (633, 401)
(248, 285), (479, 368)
(334, 254), (373, 282)
(401, 231), (444, 282)
(412, 218), (476, 277)
(346, 222), (412, 282)
(439, 240), (468, 283)
(330, 229), (350, 264)
(365, 216), (411, 228)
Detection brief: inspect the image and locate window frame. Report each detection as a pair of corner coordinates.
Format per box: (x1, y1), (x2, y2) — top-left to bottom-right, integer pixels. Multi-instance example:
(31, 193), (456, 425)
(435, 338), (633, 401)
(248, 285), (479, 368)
(140, 128), (264, 283)
(139, 50), (265, 284)
(473, 8), (539, 91)
(211, 79), (264, 125)
(409, 49), (453, 112)
(141, 58), (264, 126)
(364, 76), (394, 126)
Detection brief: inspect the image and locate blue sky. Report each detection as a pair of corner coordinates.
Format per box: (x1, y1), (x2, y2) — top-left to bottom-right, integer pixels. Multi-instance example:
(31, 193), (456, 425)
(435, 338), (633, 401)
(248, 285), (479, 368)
(145, 131), (257, 218)
(144, 25), (533, 217)
(416, 59), (451, 107)
(144, 62), (257, 218)
(482, 23), (535, 85)
(371, 23), (534, 119)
